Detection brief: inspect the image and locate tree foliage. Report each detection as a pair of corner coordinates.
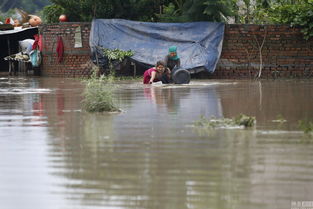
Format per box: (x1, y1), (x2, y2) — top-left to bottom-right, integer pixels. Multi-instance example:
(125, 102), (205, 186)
(39, 0), (313, 40)
(268, 0), (313, 39)
(44, 0), (159, 23)
(42, 4), (64, 23)
(0, 0), (49, 13)
(232, 0), (313, 39)
(157, 0), (235, 22)
(43, 0), (239, 23)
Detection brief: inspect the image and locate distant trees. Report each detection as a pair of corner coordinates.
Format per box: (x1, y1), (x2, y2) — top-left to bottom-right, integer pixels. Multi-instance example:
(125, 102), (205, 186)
(6, 0), (306, 40)
(43, 0), (160, 22)
(0, 0), (49, 13)
(43, 0), (237, 23)
(157, 0), (235, 22)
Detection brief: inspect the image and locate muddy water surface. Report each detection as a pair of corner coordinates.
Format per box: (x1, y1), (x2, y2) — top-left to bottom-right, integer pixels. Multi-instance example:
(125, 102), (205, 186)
(0, 77), (313, 209)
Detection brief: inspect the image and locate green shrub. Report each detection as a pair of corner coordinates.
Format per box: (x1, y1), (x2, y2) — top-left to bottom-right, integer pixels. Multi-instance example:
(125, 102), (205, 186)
(268, 2), (313, 40)
(102, 48), (134, 72)
(81, 70), (119, 113)
(299, 120), (313, 137)
(42, 4), (65, 23)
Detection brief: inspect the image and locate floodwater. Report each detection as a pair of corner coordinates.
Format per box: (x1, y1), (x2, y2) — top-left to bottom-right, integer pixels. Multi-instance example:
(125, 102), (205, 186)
(0, 77), (313, 209)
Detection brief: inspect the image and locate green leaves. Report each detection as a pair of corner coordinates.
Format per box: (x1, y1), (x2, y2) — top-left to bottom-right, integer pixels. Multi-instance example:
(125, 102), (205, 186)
(43, 0), (157, 22)
(299, 120), (313, 137)
(269, 2), (313, 39)
(42, 4), (64, 23)
(102, 48), (134, 62)
(203, 0), (234, 21)
(101, 48), (134, 72)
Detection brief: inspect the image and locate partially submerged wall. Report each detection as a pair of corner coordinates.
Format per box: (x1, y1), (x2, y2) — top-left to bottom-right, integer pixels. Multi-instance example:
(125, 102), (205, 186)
(40, 23), (313, 78)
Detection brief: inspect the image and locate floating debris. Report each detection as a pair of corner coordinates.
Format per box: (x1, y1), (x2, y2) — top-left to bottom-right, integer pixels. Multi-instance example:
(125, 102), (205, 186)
(194, 114), (256, 129)
(272, 114), (287, 123)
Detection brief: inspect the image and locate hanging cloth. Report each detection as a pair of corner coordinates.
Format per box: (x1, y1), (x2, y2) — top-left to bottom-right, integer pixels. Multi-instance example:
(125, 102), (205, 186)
(30, 49), (42, 67)
(56, 36), (64, 63)
(32, 34), (43, 51)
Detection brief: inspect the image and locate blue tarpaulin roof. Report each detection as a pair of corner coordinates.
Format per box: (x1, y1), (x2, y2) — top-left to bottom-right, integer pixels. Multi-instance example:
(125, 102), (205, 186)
(89, 19), (224, 73)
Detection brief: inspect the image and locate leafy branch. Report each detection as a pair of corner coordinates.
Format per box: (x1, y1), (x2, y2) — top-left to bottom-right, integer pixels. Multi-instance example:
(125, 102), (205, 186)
(102, 48), (134, 71)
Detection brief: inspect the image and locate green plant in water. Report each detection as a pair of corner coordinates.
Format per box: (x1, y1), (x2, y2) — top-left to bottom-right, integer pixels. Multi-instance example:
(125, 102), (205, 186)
(298, 120), (313, 137)
(234, 114), (256, 127)
(194, 114), (256, 129)
(81, 67), (120, 113)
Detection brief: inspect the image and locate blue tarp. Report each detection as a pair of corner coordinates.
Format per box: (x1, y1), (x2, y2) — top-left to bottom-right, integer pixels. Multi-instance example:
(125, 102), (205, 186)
(90, 19), (224, 73)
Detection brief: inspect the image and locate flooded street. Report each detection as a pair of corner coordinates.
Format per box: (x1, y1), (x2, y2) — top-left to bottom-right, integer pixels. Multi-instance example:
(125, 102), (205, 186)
(0, 77), (313, 209)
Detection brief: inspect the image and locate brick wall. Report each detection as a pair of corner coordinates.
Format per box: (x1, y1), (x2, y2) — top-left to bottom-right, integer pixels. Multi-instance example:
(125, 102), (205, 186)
(40, 23), (313, 78)
(210, 24), (313, 79)
(39, 22), (92, 77)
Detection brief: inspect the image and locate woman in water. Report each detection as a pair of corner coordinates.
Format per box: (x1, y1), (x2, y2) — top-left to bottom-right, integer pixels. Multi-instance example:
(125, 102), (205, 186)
(143, 61), (167, 84)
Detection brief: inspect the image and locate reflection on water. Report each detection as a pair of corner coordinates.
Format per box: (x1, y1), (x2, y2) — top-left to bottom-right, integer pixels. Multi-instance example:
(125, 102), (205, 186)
(0, 77), (313, 209)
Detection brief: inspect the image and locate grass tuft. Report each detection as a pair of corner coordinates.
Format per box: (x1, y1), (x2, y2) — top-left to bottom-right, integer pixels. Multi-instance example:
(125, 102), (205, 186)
(81, 68), (120, 113)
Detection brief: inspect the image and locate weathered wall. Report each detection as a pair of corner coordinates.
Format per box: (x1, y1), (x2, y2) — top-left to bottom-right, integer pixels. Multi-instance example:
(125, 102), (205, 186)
(40, 23), (313, 78)
(211, 24), (313, 79)
(39, 23), (92, 77)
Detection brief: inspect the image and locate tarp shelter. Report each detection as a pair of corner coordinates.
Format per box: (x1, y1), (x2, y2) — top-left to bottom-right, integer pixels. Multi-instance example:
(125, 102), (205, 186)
(90, 19), (224, 74)
(0, 27), (38, 72)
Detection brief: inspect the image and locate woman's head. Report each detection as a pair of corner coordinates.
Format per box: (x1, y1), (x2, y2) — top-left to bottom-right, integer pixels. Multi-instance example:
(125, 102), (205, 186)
(156, 61), (165, 73)
(168, 46), (179, 60)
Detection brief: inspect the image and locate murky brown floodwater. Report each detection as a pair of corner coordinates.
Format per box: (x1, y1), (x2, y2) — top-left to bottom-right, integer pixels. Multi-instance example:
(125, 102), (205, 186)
(0, 77), (313, 209)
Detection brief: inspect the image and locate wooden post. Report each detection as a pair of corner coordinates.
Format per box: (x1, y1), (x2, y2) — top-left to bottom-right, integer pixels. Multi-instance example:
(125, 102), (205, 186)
(131, 61), (136, 77)
(8, 61), (12, 75)
(7, 37), (11, 75)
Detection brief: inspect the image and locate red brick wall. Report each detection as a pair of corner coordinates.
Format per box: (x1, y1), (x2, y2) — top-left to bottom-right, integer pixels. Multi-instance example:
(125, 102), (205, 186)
(210, 24), (313, 79)
(40, 23), (313, 78)
(39, 22), (92, 77)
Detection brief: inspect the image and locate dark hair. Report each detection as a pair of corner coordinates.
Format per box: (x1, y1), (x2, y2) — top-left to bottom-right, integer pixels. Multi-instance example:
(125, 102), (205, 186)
(156, 60), (165, 67)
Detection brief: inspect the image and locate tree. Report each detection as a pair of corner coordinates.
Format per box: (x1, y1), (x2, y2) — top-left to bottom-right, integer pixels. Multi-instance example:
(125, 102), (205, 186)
(268, 0), (313, 39)
(0, 0), (49, 13)
(43, 0), (159, 23)
(158, 0), (235, 22)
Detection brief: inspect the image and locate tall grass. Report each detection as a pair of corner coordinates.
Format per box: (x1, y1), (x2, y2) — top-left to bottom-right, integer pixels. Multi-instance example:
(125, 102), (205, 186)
(81, 69), (120, 113)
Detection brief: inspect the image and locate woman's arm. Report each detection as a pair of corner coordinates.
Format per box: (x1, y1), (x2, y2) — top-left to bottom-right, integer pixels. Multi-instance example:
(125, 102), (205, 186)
(166, 68), (171, 77)
(149, 71), (156, 84)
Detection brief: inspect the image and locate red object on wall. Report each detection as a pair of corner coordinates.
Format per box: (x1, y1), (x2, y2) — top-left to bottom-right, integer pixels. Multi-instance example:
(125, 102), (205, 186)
(32, 34), (43, 51)
(56, 36), (64, 63)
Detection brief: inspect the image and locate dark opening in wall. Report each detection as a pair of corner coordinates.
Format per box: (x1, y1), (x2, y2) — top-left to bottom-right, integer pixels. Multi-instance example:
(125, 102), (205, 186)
(0, 28), (38, 72)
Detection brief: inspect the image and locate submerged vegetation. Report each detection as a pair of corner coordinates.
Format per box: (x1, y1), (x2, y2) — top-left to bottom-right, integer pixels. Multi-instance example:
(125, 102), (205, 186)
(298, 120), (313, 138)
(195, 114), (313, 140)
(81, 68), (120, 113)
(194, 114), (256, 129)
